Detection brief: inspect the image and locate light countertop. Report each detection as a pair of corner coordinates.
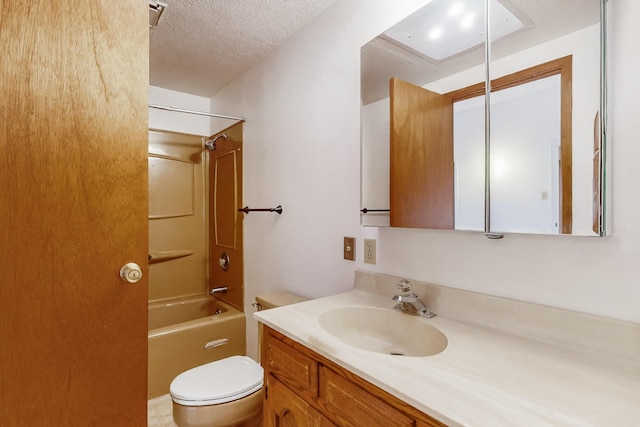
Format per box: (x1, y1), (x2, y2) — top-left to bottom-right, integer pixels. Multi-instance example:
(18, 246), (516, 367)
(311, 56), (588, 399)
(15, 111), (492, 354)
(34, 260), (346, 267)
(254, 280), (640, 427)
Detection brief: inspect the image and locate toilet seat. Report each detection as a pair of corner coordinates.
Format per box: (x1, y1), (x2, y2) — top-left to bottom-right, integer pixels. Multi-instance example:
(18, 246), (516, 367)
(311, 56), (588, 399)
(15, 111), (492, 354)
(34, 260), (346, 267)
(170, 355), (263, 406)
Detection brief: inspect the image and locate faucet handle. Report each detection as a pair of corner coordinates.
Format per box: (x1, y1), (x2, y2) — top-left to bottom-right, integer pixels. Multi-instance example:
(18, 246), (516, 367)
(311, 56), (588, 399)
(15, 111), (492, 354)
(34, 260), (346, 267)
(396, 279), (415, 296)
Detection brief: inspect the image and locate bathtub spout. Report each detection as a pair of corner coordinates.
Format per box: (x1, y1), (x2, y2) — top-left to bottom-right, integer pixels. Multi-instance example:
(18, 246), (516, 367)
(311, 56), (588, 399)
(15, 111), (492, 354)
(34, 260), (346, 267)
(209, 286), (228, 296)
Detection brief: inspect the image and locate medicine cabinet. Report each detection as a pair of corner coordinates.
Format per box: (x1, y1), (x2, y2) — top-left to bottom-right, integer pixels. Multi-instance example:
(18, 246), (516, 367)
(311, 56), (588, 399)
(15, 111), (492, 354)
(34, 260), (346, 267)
(360, 0), (608, 236)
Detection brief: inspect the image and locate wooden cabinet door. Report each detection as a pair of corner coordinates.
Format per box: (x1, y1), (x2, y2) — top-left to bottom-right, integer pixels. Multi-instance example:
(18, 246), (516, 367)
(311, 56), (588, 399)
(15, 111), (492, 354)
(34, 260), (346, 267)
(319, 366), (413, 427)
(0, 1), (148, 425)
(266, 379), (335, 427)
(390, 77), (455, 229)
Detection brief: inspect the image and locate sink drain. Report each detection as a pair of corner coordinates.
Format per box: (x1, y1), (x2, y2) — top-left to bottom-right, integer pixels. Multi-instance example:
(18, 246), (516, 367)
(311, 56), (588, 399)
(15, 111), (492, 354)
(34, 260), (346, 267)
(387, 351), (405, 356)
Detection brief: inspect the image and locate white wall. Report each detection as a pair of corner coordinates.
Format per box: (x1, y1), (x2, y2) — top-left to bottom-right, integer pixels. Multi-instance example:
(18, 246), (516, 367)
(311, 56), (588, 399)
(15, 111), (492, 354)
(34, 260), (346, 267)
(210, 0), (640, 360)
(149, 86), (211, 136)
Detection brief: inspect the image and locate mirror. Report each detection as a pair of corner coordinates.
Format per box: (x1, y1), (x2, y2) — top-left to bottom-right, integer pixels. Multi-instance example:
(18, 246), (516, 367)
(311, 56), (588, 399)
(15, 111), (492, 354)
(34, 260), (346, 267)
(360, 0), (606, 236)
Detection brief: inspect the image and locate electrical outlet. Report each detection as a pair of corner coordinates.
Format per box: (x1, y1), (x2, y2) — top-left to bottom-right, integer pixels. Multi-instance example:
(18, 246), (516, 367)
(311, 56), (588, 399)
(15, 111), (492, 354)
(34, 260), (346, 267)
(343, 237), (355, 261)
(364, 239), (376, 264)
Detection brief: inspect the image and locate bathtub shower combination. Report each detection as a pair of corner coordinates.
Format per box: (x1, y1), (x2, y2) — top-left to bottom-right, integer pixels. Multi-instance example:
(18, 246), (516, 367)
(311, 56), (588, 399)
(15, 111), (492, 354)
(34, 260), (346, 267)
(147, 128), (251, 409)
(148, 296), (245, 399)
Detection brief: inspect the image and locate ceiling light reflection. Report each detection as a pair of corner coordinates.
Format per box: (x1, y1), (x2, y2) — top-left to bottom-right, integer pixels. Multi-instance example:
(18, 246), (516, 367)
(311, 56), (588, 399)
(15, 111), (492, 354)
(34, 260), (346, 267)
(461, 13), (475, 29)
(448, 3), (465, 17)
(384, 0), (524, 61)
(429, 27), (443, 40)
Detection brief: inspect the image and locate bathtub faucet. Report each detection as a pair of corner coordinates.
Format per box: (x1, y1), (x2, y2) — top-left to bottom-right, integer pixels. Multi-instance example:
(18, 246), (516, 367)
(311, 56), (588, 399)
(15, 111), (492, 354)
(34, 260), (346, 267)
(209, 286), (228, 296)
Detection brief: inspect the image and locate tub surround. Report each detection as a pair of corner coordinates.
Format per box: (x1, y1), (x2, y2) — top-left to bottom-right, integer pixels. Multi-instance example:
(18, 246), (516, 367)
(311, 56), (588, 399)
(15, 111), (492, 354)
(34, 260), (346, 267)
(254, 270), (640, 426)
(148, 296), (246, 399)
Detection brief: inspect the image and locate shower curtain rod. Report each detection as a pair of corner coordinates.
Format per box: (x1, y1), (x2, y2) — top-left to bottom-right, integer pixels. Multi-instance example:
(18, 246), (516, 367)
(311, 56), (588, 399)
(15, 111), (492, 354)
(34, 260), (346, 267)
(148, 104), (245, 122)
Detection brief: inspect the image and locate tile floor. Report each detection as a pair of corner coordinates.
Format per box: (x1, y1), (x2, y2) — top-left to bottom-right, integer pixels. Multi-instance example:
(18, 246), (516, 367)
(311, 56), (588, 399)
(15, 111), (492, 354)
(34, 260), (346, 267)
(148, 394), (178, 427)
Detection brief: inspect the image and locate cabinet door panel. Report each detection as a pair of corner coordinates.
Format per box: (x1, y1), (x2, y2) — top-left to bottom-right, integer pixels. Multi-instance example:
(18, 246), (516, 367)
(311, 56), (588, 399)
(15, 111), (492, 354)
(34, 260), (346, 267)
(320, 366), (414, 427)
(268, 378), (335, 427)
(266, 330), (319, 395)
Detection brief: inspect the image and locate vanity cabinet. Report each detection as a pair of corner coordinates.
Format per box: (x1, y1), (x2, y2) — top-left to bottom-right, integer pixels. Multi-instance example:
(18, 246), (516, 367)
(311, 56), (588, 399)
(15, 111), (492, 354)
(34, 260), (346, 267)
(262, 326), (446, 427)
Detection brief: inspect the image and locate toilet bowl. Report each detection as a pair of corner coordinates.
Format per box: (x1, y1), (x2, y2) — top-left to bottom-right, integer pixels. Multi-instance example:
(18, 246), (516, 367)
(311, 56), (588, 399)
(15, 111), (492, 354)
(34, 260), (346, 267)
(170, 292), (307, 427)
(171, 355), (264, 427)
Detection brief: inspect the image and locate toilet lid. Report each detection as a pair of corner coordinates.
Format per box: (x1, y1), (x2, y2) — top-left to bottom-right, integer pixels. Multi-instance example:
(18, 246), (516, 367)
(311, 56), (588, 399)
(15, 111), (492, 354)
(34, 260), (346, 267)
(170, 355), (264, 406)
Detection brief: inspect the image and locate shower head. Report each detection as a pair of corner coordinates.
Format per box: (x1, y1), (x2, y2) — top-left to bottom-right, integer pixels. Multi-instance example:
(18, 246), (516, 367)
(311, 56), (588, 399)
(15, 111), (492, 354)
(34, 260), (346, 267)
(149, 1), (167, 28)
(204, 133), (228, 151)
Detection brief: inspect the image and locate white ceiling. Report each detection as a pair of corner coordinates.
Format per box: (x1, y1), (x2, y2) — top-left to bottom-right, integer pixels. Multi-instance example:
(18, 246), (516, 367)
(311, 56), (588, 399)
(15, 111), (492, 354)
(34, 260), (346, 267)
(149, 0), (337, 98)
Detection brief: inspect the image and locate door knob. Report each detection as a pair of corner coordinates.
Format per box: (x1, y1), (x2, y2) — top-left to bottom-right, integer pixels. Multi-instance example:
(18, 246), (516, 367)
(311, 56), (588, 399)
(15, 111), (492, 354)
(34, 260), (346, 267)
(120, 262), (143, 283)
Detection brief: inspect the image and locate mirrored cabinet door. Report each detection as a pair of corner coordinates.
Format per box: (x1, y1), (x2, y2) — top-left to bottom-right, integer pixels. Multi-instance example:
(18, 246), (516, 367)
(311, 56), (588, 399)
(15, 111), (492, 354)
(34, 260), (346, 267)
(487, 0), (604, 236)
(361, 0), (486, 229)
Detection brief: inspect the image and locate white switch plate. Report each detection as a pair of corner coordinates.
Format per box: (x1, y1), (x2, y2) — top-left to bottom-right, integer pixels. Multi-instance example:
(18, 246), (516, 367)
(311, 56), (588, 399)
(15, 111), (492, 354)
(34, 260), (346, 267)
(364, 239), (376, 265)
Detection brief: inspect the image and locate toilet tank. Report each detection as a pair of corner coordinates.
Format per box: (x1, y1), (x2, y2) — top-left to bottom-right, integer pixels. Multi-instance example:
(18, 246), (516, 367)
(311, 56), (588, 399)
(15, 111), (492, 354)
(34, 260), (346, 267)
(255, 292), (307, 310)
(254, 292), (307, 359)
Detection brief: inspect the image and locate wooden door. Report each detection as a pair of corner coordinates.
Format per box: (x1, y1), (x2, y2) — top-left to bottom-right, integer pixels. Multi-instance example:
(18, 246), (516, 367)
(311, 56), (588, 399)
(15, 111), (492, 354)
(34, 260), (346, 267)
(390, 78), (455, 229)
(209, 123), (244, 310)
(0, 1), (148, 425)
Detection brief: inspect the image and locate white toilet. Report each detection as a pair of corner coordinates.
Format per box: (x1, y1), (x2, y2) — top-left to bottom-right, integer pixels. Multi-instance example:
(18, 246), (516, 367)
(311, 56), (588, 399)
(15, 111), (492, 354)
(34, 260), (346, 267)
(170, 355), (264, 427)
(170, 292), (307, 427)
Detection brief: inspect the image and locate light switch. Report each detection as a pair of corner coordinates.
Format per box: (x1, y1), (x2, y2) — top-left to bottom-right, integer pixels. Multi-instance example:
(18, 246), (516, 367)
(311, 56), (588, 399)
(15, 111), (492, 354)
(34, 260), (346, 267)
(343, 237), (355, 261)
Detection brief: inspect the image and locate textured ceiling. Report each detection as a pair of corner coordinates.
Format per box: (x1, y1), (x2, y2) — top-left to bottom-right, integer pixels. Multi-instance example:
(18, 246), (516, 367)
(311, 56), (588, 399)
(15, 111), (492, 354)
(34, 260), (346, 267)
(150, 0), (337, 98)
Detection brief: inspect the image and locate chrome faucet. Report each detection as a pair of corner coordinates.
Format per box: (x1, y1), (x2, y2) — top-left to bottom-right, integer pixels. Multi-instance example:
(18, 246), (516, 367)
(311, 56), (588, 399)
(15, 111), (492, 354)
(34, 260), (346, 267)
(392, 279), (435, 318)
(209, 286), (228, 296)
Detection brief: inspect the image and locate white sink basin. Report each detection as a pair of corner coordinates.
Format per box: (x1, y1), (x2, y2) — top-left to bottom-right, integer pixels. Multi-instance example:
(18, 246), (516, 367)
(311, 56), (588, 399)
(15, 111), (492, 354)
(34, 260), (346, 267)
(318, 307), (447, 357)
